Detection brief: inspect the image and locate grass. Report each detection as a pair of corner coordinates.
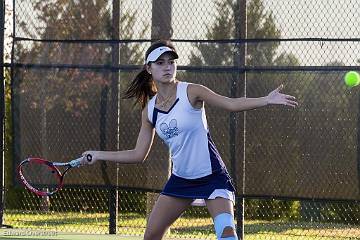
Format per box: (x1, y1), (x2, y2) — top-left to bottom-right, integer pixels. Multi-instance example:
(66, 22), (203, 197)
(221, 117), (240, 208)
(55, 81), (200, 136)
(0, 229), (142, 240)
(3, 210), (360, 239)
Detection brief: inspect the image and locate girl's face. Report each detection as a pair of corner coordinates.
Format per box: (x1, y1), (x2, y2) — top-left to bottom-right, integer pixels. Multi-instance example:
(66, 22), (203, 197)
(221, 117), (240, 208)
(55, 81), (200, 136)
(147, 52), (177, 84)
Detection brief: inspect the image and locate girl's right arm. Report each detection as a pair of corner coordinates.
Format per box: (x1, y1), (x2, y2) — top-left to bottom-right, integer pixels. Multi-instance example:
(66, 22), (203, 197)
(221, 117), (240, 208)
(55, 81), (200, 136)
(82, 107), (155, 165)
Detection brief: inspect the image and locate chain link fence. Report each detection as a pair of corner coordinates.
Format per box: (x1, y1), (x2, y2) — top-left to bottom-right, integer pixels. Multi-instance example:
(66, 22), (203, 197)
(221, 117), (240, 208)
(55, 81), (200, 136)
(2, 0), (360, 239)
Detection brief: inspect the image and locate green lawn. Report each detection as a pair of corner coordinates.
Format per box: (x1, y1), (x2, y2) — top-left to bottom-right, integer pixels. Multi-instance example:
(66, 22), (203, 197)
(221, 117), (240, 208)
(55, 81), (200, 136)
(3, 210), (359, 240)
(0, 229), (142, 240)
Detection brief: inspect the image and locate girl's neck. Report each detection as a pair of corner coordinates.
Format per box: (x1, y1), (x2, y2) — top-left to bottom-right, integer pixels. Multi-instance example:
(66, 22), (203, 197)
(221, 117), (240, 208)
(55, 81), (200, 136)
(156, 81), (178, 99)
(155, 81), (178, 109)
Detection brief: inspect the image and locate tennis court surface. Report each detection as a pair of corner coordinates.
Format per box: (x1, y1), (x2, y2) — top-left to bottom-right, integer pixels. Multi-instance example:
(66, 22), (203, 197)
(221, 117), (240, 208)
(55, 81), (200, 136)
(0, 229), (142, 240)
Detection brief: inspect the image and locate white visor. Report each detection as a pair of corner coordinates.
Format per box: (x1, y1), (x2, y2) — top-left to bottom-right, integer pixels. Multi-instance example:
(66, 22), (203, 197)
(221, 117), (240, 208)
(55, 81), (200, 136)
(145, 46), (178, 64)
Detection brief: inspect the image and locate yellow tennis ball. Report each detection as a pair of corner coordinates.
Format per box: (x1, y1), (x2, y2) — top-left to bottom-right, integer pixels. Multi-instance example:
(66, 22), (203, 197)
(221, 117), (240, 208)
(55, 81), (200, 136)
(344, 71), (360, 87)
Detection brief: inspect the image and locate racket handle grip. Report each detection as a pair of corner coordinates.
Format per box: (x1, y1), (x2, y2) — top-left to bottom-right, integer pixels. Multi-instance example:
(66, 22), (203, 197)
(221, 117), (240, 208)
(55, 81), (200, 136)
(86, 154), (92, 162)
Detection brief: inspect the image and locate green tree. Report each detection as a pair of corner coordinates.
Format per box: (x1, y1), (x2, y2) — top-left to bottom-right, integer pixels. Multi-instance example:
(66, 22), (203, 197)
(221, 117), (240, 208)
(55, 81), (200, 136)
(189, 0), (282, 66)
(188, 0), (359, 225)
(7, 0), (147, 209)
(296, 61), (360, 225)
(16, 0), (146, 113)
(187, 0), (302, 221)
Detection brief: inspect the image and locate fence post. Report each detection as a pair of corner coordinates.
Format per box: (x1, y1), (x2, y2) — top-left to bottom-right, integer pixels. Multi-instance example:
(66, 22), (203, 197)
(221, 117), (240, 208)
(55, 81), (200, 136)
(107, 0), (120, 235)
(233, 0), (247, 239)
(151, 0), (173, 40)
(145, 0), (173, 236)
(0, 0), (5, 228)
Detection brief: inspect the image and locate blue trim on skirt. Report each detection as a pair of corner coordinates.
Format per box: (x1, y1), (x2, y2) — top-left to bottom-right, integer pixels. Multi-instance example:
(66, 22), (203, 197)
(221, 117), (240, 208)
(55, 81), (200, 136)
(161, 168), (235, 199)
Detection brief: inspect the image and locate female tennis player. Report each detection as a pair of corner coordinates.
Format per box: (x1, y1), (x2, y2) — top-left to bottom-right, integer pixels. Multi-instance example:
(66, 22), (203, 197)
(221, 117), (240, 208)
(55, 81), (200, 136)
(82, 40), (298, 240)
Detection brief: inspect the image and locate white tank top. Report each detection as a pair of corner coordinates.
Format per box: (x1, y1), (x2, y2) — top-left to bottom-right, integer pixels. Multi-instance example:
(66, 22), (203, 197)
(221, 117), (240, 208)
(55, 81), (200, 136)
(147, 82), (225, 179)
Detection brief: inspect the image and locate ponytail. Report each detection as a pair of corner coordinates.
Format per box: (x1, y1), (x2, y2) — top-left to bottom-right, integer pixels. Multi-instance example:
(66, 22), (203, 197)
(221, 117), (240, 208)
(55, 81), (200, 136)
(123, 66), (156, 109)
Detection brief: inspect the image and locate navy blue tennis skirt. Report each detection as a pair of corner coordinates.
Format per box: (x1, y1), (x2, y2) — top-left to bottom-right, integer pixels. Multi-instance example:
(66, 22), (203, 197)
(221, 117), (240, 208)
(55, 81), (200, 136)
(161, 168), (235, 199)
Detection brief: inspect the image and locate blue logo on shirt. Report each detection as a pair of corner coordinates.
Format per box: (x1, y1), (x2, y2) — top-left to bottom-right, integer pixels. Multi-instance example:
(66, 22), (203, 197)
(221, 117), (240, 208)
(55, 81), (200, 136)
(160, 119), (180, 139)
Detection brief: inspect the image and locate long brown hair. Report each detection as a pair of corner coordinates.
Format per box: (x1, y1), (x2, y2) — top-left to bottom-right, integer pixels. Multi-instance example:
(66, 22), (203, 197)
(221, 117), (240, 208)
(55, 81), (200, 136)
(123, 40), (177, 109)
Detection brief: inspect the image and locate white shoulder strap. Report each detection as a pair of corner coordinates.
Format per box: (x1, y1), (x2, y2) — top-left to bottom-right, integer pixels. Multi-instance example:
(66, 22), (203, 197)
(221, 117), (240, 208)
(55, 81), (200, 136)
(147, 95), (156, 125)
(178, 82), (189, 100)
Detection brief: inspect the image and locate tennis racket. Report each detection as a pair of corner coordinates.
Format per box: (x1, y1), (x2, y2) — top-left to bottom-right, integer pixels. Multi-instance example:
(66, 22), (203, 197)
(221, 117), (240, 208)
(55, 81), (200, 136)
(17, 154), (92, 196)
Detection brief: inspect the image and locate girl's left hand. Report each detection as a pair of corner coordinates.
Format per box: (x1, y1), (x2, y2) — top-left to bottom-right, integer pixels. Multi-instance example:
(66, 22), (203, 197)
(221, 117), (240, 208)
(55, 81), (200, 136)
(267, 84), (298, 107)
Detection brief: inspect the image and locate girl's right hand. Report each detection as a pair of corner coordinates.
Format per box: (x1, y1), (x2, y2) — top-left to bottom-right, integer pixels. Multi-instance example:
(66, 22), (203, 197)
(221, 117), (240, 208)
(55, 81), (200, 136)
(81, 151), (99, 165)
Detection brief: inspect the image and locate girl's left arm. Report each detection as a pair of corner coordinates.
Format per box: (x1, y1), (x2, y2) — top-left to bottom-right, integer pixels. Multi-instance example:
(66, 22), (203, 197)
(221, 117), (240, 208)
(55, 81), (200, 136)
(188, 83), (298, 112)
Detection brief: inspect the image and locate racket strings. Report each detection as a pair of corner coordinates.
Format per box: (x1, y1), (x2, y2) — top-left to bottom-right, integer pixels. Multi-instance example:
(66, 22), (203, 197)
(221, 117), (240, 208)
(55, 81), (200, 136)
(21, 162), (61, 193)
